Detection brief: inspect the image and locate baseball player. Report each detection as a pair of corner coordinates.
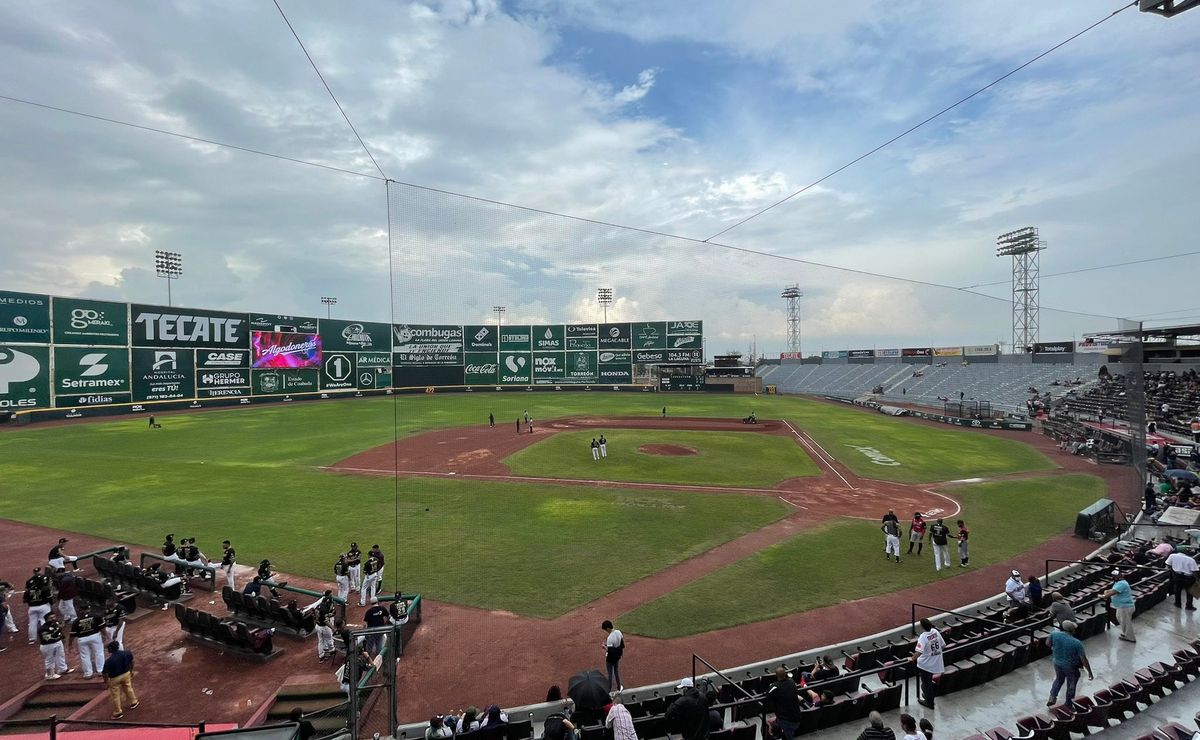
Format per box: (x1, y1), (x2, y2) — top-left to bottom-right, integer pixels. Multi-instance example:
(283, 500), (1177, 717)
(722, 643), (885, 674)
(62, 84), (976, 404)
(908, 513), (926, 556)
(70, 608), (106, 679)
(527, 416), (534, 433)
(359, 554), (382, 607)
(591, 438), (600, 461)
(929, 519), (952, 572)
(55, 568), (79, 622)
(219, 540), (237, 590)
(37, 613), (72, 680)
(161, 533), (177, 559)
(48, 538), (80, 571)
(956, 520), (970, 567)
(102, 598), (126, 650)
(346, 543), (362, 592)
(1, 581), (18, 637)
(314, 591), (337, 662)
(23, 568), (54, 644)
(257, 560), (284, 600)
(183, 538), (208, 582)
(369, 545), (386, 583)
(599, 434), (608, 459)
(882, 518), (902, 563)
(334, 554), (351, 601)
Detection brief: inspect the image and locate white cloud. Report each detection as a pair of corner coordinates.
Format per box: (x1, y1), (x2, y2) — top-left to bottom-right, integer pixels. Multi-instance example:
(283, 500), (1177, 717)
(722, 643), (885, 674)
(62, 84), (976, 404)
(613, 68), (656, 106)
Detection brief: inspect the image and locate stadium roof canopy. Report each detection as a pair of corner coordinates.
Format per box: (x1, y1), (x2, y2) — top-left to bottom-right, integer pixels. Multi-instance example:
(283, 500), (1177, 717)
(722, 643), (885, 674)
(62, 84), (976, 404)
(1085, 323), (1200, 342)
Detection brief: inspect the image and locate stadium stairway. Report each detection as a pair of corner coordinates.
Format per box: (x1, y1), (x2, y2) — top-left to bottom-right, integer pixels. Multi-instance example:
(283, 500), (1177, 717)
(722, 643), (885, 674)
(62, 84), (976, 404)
(0, 682), (107, 736)
(257, 679), (350, 737)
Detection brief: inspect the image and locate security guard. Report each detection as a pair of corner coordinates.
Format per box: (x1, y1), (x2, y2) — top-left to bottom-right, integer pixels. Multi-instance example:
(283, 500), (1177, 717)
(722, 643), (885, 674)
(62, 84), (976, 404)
(70, 608), (106, 679)
(23, 568), (54, 645)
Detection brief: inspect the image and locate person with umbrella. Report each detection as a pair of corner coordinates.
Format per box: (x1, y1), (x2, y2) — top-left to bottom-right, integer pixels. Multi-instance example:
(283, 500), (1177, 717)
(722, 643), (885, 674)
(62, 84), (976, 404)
(568, 669), (612, 727)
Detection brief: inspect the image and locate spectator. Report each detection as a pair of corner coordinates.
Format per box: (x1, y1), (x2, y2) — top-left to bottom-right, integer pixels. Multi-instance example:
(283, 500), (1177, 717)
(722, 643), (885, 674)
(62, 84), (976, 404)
(1004, 570), (1026, 608)
(919, 718), (933, 739)
(1165, 548), (1198, 610)
(1046, 621), (1093, 707)
(603, 702), (636, 740)
(543, 712), (578, 740)
(1102, 569), (1137, 643)
(765, 667), (803, 740)
(363, 597), (390, 657)
(1047, 593), (1077, 627)
(101, 640), (138, 719)
(810, 655), (839, 681)
(479, 705), (508, 732)
(899, 714), (920, 740)
(602, 620), (625, 692)
(427, 716), (454, 740)
(911, 618), (945, 710)
(545, 685), (563, 703)
(855, 711), (896, 740)
(666, 678), (711, 740)
(290, 707), (316, 740)
(1026, 575), (1044, 609)
(457, 707), (481, 734)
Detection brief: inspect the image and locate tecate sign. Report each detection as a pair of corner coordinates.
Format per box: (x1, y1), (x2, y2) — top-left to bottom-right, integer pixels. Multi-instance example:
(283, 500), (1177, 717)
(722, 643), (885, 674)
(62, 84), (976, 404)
(134, 311), (244, 345)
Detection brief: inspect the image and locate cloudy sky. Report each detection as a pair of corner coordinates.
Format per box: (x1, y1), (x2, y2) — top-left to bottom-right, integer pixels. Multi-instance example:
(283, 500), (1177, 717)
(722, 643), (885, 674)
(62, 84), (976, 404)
(1, 1), (1197, 355)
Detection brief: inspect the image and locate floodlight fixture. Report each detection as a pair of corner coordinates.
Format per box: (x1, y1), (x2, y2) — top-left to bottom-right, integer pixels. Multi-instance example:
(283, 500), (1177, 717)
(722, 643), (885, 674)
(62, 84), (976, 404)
(781, 285), (803, 355)
(597, 288), (614, 322)
(154, 250), (183, 306)
(320, 296), (338, 319)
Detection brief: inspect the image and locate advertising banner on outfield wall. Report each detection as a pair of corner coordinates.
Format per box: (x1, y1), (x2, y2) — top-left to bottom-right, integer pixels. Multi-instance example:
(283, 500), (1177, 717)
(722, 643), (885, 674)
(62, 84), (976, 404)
(821, 350), (848, 359)
(196, 366), (250, 398)
(598, 364), (632, 383)
(780, 352), (802, 360)
(320, 318), (390, 353)
(598, 349), (632, 365)
(1033, 341), (1074, 354)
(248, 313), (318, 334)
(666, 349), (703, 363)
(196, 349), (250, 369)
(0, 344), (51, 410)
(357, 367), (388, 390)
(251, 368), (318, 395)
(875, 348), (901, 358)
(533, 351), (565, 383)
(565, 351), (598, 382)
(498, 352), (532, 384)
(356, 351), (391, 368)
(54, 345), (130, 407)
(252, 332), (322, 369)
(498, 325), (532, 353)
(531, 325), (565, 351)
(464, 353), (499, 385)
(1075, 339), (1110, 354)
(393, 365), (464, 387)
(666, 320), (703, 336)
(668, 333), (700, 351)
(392, 324), (464, 365)
(320, 352), (357, 390)
(598, 323), (631, 350)
(0, 291), (51, 343)
(464, 325), (498, 352)
(566, 335), (598, 350)
(565, 324), (598, 339)
(632, 322), (666, 350)
(963, 345), (998, 356)
(131, 304), (249, 349)
(633, 349), (667, 364)
(848, 349), (874, 358)
(934, 346), (963, 357)
(132, 348), (195, 402)
(52, 297), (128, 346)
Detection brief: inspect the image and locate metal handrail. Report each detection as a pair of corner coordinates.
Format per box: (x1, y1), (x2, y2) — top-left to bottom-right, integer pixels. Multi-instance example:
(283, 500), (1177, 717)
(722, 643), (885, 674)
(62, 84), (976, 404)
(139, 550), (219, 589)
(690, 653), (756, 700)
(0, 714), (208, 739)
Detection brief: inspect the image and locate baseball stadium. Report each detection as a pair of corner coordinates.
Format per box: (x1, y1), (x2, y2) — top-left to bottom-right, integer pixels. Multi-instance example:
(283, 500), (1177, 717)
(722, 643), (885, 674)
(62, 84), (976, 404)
(2, 4), (1200, 740)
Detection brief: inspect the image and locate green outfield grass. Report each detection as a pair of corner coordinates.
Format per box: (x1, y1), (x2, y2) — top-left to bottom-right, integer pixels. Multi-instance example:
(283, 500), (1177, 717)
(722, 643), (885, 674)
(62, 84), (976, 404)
(0, 392), (1063, 625)
(505, 429), (819, 488)
(618, 474), (1105, 637)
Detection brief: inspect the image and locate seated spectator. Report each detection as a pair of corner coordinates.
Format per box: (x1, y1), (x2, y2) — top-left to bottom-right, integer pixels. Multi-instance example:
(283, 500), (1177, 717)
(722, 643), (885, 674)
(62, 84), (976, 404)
(811, 655), (839, 681)
(544, 711), (578, 740)
(427, 716), (454, 740)
(1151, 540), (1175, 559)
(855, 711), (896, 740)
(666, 679), (711, 740)
(478, 705), (508, 732)
(455, 707), (481, 734)
(1026, 575), (1044, 609)
(290, 708), (316, 740)
(545, 685), (563, 703)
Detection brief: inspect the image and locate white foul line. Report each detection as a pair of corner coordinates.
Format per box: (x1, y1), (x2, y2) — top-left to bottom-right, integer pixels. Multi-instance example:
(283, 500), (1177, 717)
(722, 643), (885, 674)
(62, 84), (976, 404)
(783, 420), (855, 491)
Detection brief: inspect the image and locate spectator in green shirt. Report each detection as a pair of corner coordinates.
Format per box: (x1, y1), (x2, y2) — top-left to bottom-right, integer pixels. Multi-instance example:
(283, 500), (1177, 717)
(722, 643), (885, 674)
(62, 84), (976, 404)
(1046, 621), (1092, 706)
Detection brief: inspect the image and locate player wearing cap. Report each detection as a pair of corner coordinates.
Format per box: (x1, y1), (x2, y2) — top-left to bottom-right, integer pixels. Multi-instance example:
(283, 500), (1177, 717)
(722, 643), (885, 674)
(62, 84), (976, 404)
(314, 590), (337, 662)
(929, 519), (952, 572)
(369, 545), (386, 583)
(956, 520), (970, 567)
(359, 554), (382, 607)
(70, 608), (106, 679)
(334, 554), (351, 601)
(907, 513), (926, 556)
(23, 568), (54, 644)
(48, 538), (79, 572)
(161, 533), (177, 559)
(591, 438), (600, 461)
(1005, 570), (1026, 607)
(882, 517), (902, 563)
(219, 540), (237, 591)
(599, 434), (608, 459)
(102, 598), (126, 650)
(346, 543), (362, 593)
(37, 613), (72, 680)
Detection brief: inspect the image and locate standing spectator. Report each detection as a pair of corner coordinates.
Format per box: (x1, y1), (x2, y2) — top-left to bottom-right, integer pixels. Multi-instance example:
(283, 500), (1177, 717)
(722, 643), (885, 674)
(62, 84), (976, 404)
(1004, 570), (1027, 608)
(911, 618), (945, 710)
(1103, 569), (1137, 643)
(899, 714), (920, 740)
(101, 640), (138, 719)
(907, 513), (926, 556)
(882, 517), (902, 563)
(334, 554), (351, 601)
(765, 667), (803, 740)
(346, 543), (362, 593)
(70, 608), (106, 679)
(23, 568), (53, 644)
(665, 678), (710, 740)
(599, 434), (608, 459)
(1165, 548), (1197, 610)
(55, 568), (79, 622)
(1047, 593), (1077, 628)
(362, 597), (389, 657)
(929, 520), (951, 572)
(602, 620), (625, 692)
(102, 597), (126, 650)
(955, 520), (970, 567)
(1045, 621), (1093, 707)
(219, 540), (237, 591)
(855, 711), (896, 740)
(47, 538), (80, 571)
(604, 701), (636, 740)
(1026, 575), (1044, 609)
(37, 613), (71, 680)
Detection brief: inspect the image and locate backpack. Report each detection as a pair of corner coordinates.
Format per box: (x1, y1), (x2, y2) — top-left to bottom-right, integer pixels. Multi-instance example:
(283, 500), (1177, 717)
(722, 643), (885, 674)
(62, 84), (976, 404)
(543, 713), (569, 740)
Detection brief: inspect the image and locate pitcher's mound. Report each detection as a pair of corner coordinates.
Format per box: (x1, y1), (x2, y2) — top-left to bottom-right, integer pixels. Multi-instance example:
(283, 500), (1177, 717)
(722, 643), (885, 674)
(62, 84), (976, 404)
(639, 444), (698, 456)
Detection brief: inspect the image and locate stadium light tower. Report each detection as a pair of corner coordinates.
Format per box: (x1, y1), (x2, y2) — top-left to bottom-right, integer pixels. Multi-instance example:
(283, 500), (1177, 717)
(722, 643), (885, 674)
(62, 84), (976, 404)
(493, 305), (505, 331)
(996, 227), (1046, 354)
(154, 250), (182, 307)
(781, 285), (803, 355)
(320, 296), (338, 319)
(1138, 0), (1200, 17)
(597, 287), (613, 323)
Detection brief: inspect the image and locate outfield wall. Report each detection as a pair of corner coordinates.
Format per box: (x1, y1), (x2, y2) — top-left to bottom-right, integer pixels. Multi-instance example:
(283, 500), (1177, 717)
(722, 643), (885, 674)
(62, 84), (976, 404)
(0, 289), (701, 420)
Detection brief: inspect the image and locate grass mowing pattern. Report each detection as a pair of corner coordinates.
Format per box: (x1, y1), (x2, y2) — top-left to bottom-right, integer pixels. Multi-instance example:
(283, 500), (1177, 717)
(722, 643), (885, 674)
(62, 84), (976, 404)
(505, 430), (819, 488)
(619, 474), (1105, 638)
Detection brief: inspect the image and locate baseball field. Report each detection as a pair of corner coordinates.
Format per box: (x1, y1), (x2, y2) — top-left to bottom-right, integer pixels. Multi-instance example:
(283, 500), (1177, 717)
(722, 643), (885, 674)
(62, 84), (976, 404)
(0, 392), (1099, 636)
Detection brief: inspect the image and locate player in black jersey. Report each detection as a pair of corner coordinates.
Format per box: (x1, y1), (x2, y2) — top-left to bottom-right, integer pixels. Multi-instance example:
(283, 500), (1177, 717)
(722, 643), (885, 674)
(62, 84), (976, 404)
(37, 613), (71, 680)
(333, 555), (350, 601)
(23, 568), (53, 645)
(70, 608), (106, 678)
(345, 543), (362, 593)
(220, 540), (237, 590)
(102, 598), (126, 649)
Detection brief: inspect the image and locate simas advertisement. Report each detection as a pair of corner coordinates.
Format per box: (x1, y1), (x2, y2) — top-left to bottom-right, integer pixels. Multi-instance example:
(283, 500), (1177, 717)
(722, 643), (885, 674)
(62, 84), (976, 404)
(252, 332), (322, 369)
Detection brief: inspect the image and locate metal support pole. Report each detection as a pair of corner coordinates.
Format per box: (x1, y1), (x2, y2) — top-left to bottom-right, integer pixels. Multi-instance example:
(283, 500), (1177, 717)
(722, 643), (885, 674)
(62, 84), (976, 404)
(388, 625), (399, 737)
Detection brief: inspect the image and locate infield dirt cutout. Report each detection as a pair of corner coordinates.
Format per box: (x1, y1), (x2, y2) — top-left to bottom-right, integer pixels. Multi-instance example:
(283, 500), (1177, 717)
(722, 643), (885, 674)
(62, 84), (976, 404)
(639, 443), (698, 456)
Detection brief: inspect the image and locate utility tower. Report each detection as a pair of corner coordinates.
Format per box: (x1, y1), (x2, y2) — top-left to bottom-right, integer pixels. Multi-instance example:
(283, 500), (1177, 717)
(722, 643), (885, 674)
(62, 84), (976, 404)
(996, 227), (1046, 353)
(781, 285), (803, 355)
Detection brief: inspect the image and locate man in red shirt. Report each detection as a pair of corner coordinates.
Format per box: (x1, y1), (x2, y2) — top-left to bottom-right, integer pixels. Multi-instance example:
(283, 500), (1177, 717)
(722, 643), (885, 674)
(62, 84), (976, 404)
(907, 513), (927, 556)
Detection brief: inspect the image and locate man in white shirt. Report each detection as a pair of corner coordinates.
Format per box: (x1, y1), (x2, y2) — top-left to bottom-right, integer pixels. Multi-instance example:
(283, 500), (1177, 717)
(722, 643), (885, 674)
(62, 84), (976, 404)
(1004, 570), (1026, 607)
(1165, 549), (1197, 610)
(910, 618), (945, 710)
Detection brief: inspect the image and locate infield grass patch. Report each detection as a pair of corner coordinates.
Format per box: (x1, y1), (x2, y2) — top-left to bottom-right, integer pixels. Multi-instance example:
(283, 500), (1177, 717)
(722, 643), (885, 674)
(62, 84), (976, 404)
(619, 474), (1104, 637)
(505, 429), (819, 488)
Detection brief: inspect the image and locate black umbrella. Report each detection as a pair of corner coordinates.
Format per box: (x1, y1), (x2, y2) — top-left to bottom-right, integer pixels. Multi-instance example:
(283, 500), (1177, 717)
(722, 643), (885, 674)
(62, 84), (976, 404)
(568, 669), (611, 711)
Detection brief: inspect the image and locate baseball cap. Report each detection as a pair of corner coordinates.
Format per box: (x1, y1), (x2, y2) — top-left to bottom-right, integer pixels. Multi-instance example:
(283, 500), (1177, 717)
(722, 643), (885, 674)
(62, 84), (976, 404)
(676, 678), (694, 690)
(58, 537), (69, 543)
(1011, 569), (1020, 576)
(1111, 568), (1121, 576)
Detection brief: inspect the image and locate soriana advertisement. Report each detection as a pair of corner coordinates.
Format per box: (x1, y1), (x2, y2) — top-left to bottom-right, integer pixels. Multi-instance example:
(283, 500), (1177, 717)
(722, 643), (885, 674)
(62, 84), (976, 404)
(252, 331), (322, 369)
